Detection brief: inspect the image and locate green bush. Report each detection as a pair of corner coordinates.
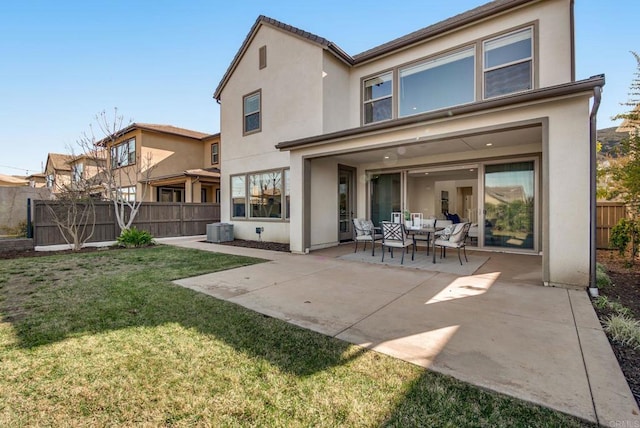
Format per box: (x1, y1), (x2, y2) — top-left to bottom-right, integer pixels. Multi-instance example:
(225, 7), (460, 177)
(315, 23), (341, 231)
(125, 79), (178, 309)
(603, 315), (640, 350)
(116, 227), (154, 248)
(610, 218), (640, 264)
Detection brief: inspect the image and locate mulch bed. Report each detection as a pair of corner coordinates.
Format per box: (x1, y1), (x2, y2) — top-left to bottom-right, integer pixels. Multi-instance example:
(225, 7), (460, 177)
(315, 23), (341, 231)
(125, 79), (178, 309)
(217, 239), (290, 252)
(595, 249), (640, 405)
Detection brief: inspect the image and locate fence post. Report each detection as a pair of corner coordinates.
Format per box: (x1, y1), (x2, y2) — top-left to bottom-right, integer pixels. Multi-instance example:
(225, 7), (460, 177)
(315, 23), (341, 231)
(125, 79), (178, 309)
(26, 198), (33, 239)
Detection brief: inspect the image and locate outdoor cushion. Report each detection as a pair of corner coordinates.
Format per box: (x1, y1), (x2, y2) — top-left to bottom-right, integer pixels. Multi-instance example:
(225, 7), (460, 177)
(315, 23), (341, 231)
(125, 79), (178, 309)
(448, 223), (467, 244)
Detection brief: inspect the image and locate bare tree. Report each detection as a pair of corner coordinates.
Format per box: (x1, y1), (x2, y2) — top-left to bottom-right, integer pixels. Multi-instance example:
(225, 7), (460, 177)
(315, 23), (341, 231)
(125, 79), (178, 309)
(76, 108), (156, 232)
(43, 150), (97, 250)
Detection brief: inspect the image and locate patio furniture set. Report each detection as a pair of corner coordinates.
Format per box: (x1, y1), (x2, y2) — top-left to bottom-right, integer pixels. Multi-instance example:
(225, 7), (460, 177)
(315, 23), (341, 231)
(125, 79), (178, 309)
(352, 214), (473, 265)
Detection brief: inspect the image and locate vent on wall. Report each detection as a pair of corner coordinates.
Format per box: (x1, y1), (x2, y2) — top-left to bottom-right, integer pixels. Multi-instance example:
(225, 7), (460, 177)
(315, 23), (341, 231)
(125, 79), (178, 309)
(259, 45), (267, 69)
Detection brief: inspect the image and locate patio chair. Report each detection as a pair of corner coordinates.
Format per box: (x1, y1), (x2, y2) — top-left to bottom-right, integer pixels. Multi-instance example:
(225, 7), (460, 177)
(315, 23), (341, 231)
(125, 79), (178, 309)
(391, 212), (403, 224)
(352, 218), (383, 256)
(434, 222), (472, 265)
(381, 221), (414, 264)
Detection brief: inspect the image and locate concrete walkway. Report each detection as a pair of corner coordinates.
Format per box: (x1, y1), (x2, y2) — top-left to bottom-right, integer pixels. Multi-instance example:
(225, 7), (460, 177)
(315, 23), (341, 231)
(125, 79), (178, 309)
(163, 236), (639, 427)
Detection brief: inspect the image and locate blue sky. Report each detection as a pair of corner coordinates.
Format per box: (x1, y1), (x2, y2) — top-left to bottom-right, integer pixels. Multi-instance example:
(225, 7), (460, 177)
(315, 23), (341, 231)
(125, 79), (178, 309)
(0, 0), (638, 176)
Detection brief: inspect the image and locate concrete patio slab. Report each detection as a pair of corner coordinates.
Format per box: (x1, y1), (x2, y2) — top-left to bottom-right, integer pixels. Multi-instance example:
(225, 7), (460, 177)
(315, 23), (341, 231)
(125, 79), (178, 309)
(167, 237), (640, 427)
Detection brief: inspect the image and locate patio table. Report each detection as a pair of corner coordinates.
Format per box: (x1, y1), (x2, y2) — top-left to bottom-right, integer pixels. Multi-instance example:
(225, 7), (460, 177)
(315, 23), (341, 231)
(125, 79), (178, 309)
(405, 226), (444, 263)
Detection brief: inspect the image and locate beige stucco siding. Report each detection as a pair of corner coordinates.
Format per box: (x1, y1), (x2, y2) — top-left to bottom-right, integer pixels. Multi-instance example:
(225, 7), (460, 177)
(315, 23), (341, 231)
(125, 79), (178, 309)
(142, 133), (203, 177)
(322, 52), (351, 133)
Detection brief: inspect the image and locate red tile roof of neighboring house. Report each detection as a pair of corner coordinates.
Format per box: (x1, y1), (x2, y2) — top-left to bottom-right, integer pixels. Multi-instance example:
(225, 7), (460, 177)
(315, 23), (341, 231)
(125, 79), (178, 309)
(213, 0), (536, 99)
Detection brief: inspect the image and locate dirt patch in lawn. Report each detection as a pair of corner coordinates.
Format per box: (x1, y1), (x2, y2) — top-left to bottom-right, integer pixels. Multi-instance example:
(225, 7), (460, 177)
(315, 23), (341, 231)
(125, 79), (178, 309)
(595, 250), (640, 405)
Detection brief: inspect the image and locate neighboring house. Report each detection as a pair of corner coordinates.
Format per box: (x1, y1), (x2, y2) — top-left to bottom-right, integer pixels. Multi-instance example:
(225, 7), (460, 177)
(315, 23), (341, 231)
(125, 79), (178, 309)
(44, 153), (73, 194)
(99, 123), (220, 203)
(68, 150), (107, 198)
(26, 173), (47, 188)
(214, 0), (605, 288)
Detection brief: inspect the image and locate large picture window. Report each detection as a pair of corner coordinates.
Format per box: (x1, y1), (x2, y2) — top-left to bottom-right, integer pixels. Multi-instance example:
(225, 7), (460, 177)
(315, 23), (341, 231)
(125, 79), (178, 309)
(231, 169), (289, 220)
(363, 72), (392, 124)
(243, 91), (261, 134)
(111, 138), (136, 169)
(399, 47), (475, 117)
(483, 28), (533, 98)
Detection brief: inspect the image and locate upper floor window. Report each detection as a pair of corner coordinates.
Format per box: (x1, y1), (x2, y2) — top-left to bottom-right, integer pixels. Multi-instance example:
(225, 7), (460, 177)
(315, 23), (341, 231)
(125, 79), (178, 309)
(363, 72), (392, 124)
(211, 143), (219, 164)
(72, 163), (84, 182)
(46, 174), (54, 189)
(111, 137), (136, 169)
(399, 47), (475, 117)
(243, 90), (261, 135)
(483, 27), (533, 98)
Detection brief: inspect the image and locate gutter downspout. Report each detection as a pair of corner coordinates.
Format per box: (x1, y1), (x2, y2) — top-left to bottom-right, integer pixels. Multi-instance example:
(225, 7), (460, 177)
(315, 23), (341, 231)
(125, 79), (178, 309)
(589, 85), (603, 289)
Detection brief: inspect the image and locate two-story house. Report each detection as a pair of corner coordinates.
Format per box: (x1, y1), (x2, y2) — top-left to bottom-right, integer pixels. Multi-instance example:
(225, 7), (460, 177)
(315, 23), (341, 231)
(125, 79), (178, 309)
(44, 153), (73, 193)
(214, 0), (604, 288)
(101, 123), (220, 203)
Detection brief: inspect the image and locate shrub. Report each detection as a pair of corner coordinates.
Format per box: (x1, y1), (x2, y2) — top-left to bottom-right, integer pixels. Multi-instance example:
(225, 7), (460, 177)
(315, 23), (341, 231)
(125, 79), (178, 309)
(116, 227), (154, 248)
(593, 296), (632, 317)
(0, 221), (29, 238)
(596, 269), (612, 289)
(610, 218), (640, 265)
(593, 295), (610, 310)
(603, 315), (640, 350)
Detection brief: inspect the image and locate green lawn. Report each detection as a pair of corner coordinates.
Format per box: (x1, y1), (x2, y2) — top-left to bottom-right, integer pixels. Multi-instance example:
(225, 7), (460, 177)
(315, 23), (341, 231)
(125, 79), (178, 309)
(0, 245), (592, 427)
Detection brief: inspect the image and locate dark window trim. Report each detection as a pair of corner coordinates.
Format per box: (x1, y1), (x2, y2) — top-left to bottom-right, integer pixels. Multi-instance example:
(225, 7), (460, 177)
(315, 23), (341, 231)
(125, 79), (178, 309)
(110, 137), (136, 169)
(359, 22), (538, 125)
(481, 23), (537, 100)
(243, 89), (262, 136)
(230, 167), (290, 222)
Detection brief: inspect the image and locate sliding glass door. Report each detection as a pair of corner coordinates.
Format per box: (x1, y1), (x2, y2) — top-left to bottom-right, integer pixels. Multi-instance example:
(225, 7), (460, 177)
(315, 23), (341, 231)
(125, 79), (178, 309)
(483, 161), (535, 250)
(370, 173), (401, 227)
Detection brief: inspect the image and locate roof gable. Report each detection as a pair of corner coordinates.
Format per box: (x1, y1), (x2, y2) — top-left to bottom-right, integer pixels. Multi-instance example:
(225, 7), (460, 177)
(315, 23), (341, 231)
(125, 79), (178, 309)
(213, 15), (352, 100)
(45, 153), (73, 172)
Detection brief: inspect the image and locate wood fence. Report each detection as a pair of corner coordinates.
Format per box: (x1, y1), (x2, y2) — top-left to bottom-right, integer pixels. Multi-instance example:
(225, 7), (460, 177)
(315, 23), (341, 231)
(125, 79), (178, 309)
(33, 201), (220, 246)
(596, 202), (627, 249)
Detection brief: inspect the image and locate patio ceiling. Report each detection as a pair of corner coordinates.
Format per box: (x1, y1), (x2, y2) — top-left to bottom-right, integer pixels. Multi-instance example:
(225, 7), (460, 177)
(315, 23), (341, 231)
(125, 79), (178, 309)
(330, 125), (542, 166)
